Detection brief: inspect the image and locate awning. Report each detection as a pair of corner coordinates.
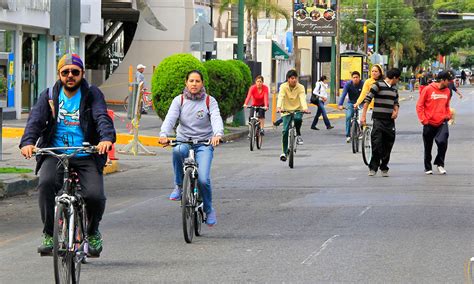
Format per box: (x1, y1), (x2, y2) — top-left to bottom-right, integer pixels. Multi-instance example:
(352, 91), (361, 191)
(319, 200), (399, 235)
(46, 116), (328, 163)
(272, 41), (290, 60)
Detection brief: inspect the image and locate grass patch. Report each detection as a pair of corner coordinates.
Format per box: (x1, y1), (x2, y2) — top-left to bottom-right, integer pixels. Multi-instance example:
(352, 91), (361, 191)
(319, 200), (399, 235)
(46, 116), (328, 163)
(0, 167), (33, 174)
(225, 121), (242, 127)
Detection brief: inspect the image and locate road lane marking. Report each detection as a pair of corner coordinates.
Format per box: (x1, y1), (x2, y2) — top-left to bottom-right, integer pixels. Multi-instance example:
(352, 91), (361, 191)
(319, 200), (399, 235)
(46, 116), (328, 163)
(466, 257), (474, 284)
(358, 206), (372, 217)
(0, 231), (36, 247)
(107, 195), (165, 215)
(301, 234), (339, 265)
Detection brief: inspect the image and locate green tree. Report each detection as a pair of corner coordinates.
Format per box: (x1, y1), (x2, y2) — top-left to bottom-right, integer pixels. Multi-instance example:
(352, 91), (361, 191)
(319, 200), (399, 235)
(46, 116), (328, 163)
(449, 54), (461, 70)
(431, 0), (474, 55)
(463, 55), (474, 69)
(151, 54), (209, 120)
(340, 0), (424, 67)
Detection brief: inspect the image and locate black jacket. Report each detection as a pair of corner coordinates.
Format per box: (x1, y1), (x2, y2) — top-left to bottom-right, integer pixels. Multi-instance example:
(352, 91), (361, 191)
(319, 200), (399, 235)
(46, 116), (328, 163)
(19, 79), (116, 173)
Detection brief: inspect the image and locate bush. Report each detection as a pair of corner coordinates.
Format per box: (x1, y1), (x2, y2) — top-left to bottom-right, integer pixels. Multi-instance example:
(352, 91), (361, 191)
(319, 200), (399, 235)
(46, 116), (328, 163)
(151, 54), (209, 120)
(227, 60), (252, 115)
(203, 60), (243, 121)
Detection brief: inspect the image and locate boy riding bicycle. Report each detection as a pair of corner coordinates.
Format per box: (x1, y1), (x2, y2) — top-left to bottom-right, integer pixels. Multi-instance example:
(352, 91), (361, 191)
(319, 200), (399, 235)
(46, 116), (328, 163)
(19, 53), (116, 257)
(277, 70), (310, 162)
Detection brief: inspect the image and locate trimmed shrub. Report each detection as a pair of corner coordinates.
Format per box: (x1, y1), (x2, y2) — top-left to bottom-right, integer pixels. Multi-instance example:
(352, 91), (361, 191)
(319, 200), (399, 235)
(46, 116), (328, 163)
(203, 60), (243, 121)
(227, 60), (252, 115)
(151, 54), (209, 120)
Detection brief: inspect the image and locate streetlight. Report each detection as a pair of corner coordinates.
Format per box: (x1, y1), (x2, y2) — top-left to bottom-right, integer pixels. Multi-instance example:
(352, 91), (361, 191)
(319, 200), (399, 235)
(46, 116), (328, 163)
(355, 18), (378, 54)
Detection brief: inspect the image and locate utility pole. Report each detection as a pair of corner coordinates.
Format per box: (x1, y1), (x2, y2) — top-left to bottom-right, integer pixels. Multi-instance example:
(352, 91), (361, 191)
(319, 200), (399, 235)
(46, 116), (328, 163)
(375, 0), (379, 54)
(333, 0), (341, 104)
(233, 0), (246, 126)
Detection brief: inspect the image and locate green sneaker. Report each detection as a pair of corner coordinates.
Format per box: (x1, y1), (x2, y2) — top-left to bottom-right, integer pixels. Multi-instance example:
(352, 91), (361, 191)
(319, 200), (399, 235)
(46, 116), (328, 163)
(37, 234), (53, 254)
(88, 232), (103, 257)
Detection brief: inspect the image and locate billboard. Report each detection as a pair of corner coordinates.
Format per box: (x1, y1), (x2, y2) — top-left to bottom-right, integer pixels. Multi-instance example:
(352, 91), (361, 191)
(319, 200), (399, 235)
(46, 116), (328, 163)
(293, 0), (337, 36)
(340, 56), (363, 88)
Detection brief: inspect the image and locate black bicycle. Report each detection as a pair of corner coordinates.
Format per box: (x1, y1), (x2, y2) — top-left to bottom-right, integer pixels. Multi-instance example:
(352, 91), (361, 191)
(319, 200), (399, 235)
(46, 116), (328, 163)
(350, 108), (361, 154)
(169, 139), (210, 243)
(361, 123), (372, 166)
(247, 106), (265, 151)
(281, 111), (307, 169)
(34, 143), (97, 284)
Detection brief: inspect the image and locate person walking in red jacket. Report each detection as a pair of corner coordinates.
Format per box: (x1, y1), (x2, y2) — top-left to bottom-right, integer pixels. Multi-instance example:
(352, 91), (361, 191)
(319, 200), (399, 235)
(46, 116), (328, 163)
(416, 70), (452, 175)
(243, 75), (269, 135)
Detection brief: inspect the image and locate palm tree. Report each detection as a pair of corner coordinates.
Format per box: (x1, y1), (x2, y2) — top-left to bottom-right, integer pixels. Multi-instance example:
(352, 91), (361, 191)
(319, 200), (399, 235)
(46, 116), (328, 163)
(219, 0), (290, 61)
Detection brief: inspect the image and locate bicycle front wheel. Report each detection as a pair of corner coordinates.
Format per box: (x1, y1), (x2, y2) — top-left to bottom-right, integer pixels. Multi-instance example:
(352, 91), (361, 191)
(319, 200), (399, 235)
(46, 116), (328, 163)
(194, 206), (203, 237)
(249, 122), (255, 151)
(288, 129), (295, 169)
(256, 125), (263, 149)
(351, 121), (360, 153)
(53, 203), (73, 284)
(182, 168), (195, 243)
(362, 127), (372, 166)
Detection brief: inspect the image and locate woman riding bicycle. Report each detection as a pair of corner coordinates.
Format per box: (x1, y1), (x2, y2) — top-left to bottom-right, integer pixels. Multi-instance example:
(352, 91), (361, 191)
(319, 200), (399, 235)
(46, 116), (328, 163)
(243, 75), (269, 135)
(354, 64), (384, 111)
(277, 69), (310, 162)
(159, 70), (224, 226)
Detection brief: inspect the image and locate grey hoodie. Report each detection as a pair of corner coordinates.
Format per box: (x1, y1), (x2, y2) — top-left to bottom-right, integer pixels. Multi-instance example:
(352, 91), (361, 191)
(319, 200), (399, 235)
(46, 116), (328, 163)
(160, 94), (224, 140)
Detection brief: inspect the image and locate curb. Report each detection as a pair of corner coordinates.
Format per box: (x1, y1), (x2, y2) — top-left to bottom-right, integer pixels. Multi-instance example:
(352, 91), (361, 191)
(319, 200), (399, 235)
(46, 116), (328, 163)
(0, 174), (38, 199)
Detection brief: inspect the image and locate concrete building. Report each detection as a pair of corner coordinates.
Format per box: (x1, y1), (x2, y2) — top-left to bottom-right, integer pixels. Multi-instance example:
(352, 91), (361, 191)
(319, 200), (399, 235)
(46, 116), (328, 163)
(0, 0), (102, 119)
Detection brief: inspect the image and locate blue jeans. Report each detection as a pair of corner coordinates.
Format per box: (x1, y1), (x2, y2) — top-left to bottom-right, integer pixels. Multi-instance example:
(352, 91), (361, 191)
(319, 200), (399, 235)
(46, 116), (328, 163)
(173, 143), (214, 214)
(311, 100), (331, 128)
(345, 102), (355, 137)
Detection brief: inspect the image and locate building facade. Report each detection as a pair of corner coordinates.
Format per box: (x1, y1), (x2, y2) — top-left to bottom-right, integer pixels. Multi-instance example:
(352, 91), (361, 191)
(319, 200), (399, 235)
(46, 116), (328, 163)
(0, 0), (102, 119)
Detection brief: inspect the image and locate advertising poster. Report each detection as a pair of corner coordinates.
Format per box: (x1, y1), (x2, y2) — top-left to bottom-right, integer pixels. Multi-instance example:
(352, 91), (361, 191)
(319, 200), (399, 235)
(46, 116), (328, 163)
(340, 56), (362, 88)
(293, 0), (337, 36)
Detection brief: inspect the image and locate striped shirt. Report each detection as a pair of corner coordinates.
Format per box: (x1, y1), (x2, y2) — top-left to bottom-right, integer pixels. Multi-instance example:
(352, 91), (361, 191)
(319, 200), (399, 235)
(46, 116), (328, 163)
(364, 80), (399, 120)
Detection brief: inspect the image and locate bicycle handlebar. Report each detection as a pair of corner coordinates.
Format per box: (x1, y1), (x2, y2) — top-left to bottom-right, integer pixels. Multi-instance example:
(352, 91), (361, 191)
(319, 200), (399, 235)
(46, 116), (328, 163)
(33, 145), (98, 158)
(168, 139), (212, 147)
(246, 106), (267, 110)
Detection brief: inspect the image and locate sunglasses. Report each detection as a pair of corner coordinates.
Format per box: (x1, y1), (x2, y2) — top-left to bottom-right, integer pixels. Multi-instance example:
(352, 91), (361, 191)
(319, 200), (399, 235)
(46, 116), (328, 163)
(60, 69), (81, 77)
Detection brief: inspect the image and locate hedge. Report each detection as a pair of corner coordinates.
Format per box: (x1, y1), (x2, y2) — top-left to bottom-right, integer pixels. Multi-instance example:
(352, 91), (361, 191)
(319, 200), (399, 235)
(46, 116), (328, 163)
(203, 59), (243, 121)
(151, 54), (209, 120)
(226, 60), (252, 116)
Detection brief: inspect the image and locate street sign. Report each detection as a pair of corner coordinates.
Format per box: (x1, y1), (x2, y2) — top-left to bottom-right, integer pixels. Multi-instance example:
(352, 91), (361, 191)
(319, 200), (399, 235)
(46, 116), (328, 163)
(369, 52), (382, 64)
(50, 0), (81, 37)
(190, 18), (214, 53)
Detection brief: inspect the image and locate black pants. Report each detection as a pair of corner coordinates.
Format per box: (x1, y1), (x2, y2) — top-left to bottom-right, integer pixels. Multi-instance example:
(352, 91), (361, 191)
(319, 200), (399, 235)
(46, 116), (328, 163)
(38, 156), (106, 236)
(423, 122), (449, 171)
(369, 119), (396, 172)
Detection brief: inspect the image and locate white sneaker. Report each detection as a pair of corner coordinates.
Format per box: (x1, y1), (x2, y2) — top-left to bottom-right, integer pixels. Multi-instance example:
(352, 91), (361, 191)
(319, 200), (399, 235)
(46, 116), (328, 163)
(437, 166), (447, 175)
(296, 136), (304, 145)
(346, 137), (351, 143)
(425, 170), (433, 175)
(368, 170), (376, 176)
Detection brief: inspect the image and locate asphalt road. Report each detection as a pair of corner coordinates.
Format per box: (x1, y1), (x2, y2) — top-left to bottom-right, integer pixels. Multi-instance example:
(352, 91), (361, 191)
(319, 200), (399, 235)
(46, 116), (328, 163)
(1, 87), (473, 283)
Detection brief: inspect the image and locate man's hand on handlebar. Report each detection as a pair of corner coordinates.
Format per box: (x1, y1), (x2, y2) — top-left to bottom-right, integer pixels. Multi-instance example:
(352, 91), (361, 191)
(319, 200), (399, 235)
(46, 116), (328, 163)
(21, 145), (36, 159)
(97, 141), (113, 155)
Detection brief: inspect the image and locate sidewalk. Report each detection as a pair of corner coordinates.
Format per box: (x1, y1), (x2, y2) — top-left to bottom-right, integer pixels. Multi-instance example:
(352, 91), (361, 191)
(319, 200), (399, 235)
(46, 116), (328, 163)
(1, 89), (424, 198)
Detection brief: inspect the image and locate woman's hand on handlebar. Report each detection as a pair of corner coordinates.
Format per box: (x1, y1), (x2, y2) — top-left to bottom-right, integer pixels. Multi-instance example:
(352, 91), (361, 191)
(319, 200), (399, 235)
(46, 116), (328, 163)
(159, 136), (169, 146)
(211, 136), (222, 147)
(21, 145), (36, 159)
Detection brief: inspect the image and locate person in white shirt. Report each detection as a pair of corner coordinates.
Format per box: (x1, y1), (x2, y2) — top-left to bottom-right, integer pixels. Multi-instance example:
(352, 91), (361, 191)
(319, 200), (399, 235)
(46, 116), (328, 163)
(310, 75), (334, 130)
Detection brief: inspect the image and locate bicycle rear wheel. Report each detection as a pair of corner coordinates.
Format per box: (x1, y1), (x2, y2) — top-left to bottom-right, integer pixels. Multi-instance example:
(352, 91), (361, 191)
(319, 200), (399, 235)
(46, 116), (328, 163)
(123, 96), (129, 112)
(362, 127), (372, 166)
(53, 203), (73, 283)
(249, 122), (255, 151)
(288, 129), (295, 169)
(351, 121), (360, 153)
(182, 168), (195, 243)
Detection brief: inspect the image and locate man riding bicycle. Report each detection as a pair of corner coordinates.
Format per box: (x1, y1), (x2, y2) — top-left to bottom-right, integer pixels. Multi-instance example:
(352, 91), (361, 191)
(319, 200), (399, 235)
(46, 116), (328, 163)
(19, 53), (116, 257)
(338, 71), (364, 143)
(243, 75), (269, 135)
(277, 69), (310, 162)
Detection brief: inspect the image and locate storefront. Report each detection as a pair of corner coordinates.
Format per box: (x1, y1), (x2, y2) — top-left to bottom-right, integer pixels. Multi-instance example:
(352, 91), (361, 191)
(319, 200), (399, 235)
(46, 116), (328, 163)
(0, 0), (101, 119)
